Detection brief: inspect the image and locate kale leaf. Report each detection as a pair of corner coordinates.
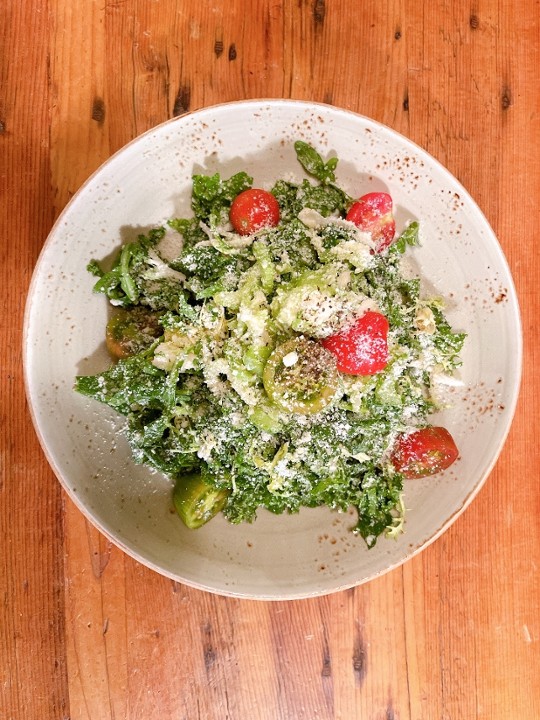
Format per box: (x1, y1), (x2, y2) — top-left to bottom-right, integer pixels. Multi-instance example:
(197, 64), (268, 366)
(191, 171), (252, 225)
(294, 141), (339, 184)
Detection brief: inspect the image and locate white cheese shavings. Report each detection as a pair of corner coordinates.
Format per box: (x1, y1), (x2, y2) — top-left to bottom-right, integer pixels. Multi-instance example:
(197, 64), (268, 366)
(152, 345), (197, 372)
(273, 285), (378, 339)
(297, 208), (375, 271)
(142, 250), (186, 282)
(237, 290), (271, 343)
(203, 357), (229, 397)
(414, 306), (436, 334)
(152, 327), (201, 371)
(282, 351), (299, 367)
(227, 368), (263, 407)
(197, 433), (217, 461)
(337, 268), (352, 289)
(298, 208), (376, 248)
(198, 222), (255, 251)
(329, 239), (373, 270)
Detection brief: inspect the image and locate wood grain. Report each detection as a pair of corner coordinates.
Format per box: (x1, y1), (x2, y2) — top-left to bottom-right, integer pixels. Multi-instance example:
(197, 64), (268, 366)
(2, 0), (539, 718)
(0, 2), (68, 719)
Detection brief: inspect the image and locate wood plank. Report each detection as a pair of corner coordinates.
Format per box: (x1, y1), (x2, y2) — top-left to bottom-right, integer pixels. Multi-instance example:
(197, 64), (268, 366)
(0, 3), (69, 719)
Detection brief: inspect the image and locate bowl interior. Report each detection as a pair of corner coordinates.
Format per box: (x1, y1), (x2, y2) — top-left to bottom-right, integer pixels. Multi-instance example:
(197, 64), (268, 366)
(24, 100), (522, 599)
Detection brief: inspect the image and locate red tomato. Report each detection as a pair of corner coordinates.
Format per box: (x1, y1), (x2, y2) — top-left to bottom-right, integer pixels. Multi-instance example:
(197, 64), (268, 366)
(321, 310), (389, 375)
(391, 427), (459, 478)
(229, 188), (280, 235)
(346, 192), (396, 252)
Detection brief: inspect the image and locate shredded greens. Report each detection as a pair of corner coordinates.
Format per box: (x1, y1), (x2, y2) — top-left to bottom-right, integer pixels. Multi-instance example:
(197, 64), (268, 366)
(76, 143), (465, 547)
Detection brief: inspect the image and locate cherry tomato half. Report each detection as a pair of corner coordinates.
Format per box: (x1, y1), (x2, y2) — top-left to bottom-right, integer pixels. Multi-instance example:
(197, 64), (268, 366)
(229, 188), (280, 236)
(321, 311), (389, 375)
(391, 426), (459, 479)
(346, 192), (396, 252)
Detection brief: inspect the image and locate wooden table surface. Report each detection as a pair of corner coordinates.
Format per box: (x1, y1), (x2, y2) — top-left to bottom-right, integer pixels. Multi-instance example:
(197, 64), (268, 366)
(2, 1), (539, 718)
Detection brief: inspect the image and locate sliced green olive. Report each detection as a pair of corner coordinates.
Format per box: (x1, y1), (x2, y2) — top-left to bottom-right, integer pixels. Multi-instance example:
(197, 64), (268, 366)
(262, 337), (339, 415)
(105, 306), (162, 359)
(172, 473), (230, 529)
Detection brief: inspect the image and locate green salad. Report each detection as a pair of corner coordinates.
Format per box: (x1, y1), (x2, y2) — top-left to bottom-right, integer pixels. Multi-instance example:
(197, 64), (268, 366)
(76, 142), (465, 547)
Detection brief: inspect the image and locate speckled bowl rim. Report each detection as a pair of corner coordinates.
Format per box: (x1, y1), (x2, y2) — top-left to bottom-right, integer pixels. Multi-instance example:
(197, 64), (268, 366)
(23, 99), (523, 599)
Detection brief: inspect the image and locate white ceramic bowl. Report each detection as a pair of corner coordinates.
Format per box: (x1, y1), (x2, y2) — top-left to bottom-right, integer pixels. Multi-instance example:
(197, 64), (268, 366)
(24, 100), (522, 599)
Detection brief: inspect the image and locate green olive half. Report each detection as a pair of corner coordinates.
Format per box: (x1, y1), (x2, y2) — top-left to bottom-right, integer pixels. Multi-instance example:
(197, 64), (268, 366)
(262, 337), (339, 415)
(173, 473), (230, 529)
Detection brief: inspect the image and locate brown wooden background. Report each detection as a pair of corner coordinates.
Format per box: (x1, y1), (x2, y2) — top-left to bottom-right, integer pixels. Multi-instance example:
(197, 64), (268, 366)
(2, 1), (539, 718)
